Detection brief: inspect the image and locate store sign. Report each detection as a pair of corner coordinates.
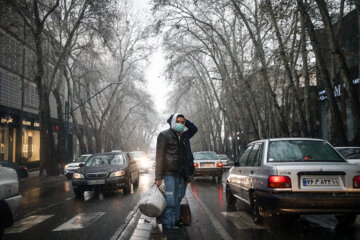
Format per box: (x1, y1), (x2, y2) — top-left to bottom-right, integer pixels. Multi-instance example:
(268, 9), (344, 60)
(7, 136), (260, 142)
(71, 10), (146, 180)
(319, 78), (360, 101)
(1, 116), (13, 124)
(22, 120), (31, 126)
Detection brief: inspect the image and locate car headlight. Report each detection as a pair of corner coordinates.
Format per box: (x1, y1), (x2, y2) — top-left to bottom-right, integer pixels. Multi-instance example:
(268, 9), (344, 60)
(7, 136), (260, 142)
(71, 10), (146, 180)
(64, 165), (69, 169)
(140, 158), (149, 166)
(73, 173), (84, 179)
(110, 170), (125, 177)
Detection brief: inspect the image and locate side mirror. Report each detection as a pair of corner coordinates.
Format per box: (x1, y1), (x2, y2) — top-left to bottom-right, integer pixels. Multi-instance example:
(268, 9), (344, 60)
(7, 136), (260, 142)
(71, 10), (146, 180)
(79, 163), (85, 167)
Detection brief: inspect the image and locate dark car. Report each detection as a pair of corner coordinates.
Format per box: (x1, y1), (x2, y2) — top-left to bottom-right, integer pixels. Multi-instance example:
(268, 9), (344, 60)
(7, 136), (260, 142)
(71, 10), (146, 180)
(0, 160), (28, 179)
(72, 152), (139, 198)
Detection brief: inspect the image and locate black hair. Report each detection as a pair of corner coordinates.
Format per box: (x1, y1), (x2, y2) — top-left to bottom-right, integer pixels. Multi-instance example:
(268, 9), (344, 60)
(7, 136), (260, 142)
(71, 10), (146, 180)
(176, 114), (185, 119)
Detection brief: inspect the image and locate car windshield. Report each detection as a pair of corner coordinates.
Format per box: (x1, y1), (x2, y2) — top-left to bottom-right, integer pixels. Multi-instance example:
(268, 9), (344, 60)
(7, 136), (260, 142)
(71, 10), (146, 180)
(338, 148), (360, 159)
(194, 152), (218, 160)
(268, 140), (344, 162)
(74, 155), (90, 162)
(85, 154), (125, 166)
(218, 155), (229, 160)
(130, 151), (145, 159)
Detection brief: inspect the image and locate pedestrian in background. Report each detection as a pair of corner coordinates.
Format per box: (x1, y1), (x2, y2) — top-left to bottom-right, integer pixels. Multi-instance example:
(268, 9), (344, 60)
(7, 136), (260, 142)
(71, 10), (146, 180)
(155, 113), (197, 233)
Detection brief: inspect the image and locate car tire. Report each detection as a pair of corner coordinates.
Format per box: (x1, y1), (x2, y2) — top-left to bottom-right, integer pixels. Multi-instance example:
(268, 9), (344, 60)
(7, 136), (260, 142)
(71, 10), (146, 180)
(74, 189), (84, 198)
(133, 172), (139, 188)
(226, 183), (236, 206)
(123, 176), (131, 194)
(250, 194), (262, 224)
(336, 214), (357, 226)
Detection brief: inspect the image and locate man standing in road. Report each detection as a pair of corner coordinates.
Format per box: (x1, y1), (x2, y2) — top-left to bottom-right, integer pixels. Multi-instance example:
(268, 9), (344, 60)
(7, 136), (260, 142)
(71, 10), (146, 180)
(155, 113), (197, 233)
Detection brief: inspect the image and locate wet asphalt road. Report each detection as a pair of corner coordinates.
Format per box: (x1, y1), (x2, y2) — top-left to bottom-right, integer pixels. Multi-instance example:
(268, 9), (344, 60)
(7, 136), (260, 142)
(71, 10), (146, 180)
(190, 171), (360, 240)
(3, 170), (154, 240)
(5, 169), (360, 240)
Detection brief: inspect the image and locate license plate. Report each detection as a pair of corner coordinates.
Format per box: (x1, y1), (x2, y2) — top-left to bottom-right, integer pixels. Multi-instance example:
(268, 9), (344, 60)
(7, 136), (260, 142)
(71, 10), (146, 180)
(201, 163), (214, 167)
(301, 177), (340, 187)
(87, 179), (105, 185)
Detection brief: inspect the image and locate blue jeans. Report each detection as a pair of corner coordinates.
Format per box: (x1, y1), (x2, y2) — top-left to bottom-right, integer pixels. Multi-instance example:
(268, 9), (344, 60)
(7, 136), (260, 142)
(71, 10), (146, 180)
(175, 181), (186, 221)
(161, 176), (184, 228)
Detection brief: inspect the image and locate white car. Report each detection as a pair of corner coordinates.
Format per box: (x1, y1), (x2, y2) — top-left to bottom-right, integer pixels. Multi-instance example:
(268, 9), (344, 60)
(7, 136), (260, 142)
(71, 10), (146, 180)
(0, 166), (22, 237)
(226, 138), (360, 225)
(335, 147), (360, 165)
(64, 154), (92, 179)
(193, 151), (223, 181)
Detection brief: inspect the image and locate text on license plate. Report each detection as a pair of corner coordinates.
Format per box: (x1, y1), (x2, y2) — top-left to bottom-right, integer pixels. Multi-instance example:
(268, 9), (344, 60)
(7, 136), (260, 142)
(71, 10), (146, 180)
(201, 163), (214, 167)
(87, 179), (105, 185)
(302, 177), (340, 187)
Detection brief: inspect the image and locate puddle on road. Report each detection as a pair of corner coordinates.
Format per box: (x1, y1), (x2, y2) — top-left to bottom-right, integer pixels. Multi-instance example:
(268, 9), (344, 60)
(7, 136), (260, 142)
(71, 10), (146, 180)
(53, 212), (105, 231)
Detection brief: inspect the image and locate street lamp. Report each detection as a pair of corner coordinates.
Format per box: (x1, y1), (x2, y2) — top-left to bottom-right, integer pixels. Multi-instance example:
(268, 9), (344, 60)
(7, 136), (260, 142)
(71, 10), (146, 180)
(64, 81), (122, 152)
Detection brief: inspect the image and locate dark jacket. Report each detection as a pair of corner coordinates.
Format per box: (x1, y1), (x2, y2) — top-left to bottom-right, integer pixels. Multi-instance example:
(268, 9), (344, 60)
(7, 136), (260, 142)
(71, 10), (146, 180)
(155, 117), (198, 180)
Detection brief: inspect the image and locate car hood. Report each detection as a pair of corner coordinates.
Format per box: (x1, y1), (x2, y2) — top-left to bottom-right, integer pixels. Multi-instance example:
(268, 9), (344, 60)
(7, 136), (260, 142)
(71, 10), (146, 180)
(65, 162), (83, 168)
(77, 165), (123, 174)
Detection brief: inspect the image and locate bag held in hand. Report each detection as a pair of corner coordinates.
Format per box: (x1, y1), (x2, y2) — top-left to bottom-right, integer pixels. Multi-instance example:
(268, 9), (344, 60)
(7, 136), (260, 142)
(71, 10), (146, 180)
(139, 184), (166, 217)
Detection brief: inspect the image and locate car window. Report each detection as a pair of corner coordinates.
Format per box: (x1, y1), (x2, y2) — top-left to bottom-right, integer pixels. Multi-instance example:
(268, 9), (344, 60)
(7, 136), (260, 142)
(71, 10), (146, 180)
(238, 145), (253, 166)
(268, 140), (344, 162)
(194, 152), (218, 160)
(218, 155), (229, 160)
(75, 155), (90, 162)
(254, 143), (263, 167)
(246, 144), (260, 166)
(338, 148), (360, 159)
(111, 154), (126, 165)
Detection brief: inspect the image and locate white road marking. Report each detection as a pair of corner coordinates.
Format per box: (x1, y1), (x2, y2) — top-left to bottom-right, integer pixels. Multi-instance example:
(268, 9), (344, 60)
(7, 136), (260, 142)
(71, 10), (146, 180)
(5, 215), (54, 233)
(53, 212), (105, 231)
(221, 212), (264, 230)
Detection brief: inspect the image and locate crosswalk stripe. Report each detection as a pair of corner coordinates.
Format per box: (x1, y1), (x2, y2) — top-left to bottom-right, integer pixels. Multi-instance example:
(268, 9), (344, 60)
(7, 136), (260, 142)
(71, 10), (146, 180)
(221, 212), (264, 230)
(5, 215), (55, 233)
(53, 212), (105, 231)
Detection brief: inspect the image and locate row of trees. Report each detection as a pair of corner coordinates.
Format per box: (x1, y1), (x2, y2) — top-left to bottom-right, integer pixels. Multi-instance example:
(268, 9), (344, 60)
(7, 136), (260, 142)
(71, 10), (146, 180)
(2, 0), (158, 175)
(154, 0), (360, 156)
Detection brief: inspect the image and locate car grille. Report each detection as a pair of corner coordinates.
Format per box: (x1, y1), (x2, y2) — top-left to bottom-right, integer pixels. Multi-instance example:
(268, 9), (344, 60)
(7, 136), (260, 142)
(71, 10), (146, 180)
(86, 172), (108, 179)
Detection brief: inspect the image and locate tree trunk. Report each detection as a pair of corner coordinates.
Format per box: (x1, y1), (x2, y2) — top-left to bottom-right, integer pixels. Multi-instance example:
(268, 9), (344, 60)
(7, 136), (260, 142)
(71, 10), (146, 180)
(297, 0), (347, 145)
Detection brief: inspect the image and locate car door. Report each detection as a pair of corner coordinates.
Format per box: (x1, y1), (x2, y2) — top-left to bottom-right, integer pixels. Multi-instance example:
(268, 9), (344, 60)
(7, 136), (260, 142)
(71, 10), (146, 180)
(126, 153), (138, 183)
(242, 143), (262, 202)
(230, 145), (253, 201)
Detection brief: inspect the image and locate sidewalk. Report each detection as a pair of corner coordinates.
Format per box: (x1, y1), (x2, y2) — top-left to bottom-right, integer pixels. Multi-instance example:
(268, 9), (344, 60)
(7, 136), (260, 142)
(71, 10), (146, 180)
(125, 187), (223, 240)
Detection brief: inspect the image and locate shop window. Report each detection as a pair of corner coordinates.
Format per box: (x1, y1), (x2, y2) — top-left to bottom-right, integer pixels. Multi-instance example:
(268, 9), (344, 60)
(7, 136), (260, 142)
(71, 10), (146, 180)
(22, 130), (40, 162)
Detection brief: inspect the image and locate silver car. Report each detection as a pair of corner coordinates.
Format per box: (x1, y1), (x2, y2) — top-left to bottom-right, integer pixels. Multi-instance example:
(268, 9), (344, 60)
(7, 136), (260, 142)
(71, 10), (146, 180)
(335, 147), (360, 165)
(64, 154), (92, 179)
(226, 138), (360, 225)
(193, 151), (223, 180)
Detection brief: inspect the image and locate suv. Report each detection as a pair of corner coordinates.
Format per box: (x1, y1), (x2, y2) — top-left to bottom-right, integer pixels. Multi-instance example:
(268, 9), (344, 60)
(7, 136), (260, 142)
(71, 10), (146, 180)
(0, 166), (23, 237)
(193, 151), (223, 181)
(226, 138), (360, 224)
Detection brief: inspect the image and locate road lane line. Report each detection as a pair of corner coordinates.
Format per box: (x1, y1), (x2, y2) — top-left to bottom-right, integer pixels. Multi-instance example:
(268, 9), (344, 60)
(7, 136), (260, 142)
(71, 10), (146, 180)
(110, 203), (140, 240)
(188, 187), (233, 240)
(23, 197), (72, 217)
(5, 215), (54, 233)
(53, 212), (105, 231)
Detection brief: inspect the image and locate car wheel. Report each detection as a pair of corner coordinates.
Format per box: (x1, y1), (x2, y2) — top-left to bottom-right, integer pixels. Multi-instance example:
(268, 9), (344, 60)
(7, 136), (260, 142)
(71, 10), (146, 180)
(336, 214), (357, 226)
(133, 172), (139, 188)
(74, 189), (84, 198)
(123, 176), (131, 194)
(226, 183), (236, 206)
(250, 194), (262, 224)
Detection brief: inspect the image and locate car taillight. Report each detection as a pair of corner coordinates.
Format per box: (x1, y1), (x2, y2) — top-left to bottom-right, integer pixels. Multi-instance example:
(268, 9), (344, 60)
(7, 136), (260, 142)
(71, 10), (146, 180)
(217, 163), (223, 167)
(24, 167), (27, 171)
(268, 175), (291, 188)
(353, 176), (360, 188)
(194, 163), (199, 168)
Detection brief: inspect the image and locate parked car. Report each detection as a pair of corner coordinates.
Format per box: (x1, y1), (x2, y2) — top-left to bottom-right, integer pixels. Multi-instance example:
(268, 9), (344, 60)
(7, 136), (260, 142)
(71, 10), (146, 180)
(217, 154), (233, 170)
(226, 138), (360, 225)
(130, 151), (150, 173)
(64, 154), (92, 179)
(0, 166), (23, 238)
(72, 152), (139, 198)
(0, 160), (28, 179)
(193, 151), (223, 181)
(335, 147), (360, 165)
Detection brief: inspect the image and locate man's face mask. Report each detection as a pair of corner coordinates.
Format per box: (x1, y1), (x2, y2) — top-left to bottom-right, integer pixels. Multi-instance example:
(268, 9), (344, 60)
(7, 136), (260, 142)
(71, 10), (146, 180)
(174, 123), (185, 132)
